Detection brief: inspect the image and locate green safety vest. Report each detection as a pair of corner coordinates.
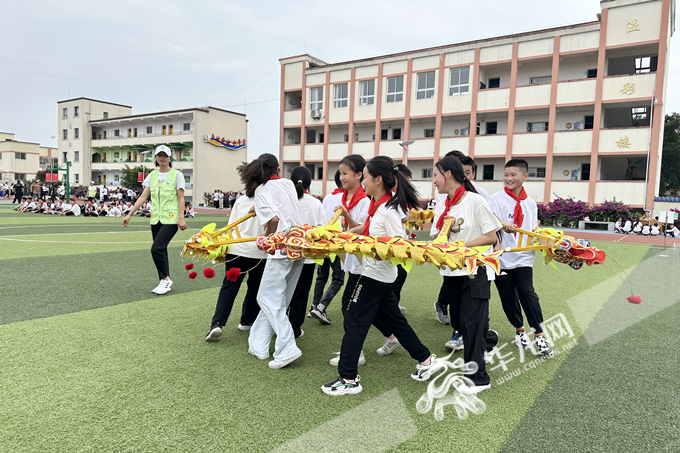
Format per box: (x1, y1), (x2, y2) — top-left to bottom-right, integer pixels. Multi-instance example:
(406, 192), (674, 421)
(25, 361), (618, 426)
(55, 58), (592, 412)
(88, 186), (97, 197)
(149, 169), (180, 225)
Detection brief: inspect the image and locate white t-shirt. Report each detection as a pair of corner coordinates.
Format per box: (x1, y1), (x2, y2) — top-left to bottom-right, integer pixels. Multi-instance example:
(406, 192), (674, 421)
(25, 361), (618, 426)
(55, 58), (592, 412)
(218, 192), (224, 200)
(127, 189), (134, 197)
(489, 189), (539, 270)
(341, 194), (371, 275)
(27, 202), (36, 209)
(254, 178), (302, 259)
(66, 204), (81, 216)
(651, 225), (660, 235)
(57, 186), (65, 196)
(435, 182), (490, 205)
(322, 191), (343, 222)
(142, 170), (186, 190)
(101, 186), (108, 196)
(227, 196), (266, 260)
(298, 193), (327, 264)
(431, 191), (501, 278)
(362, 204), (405, 284)
(672, 226), (680, 238)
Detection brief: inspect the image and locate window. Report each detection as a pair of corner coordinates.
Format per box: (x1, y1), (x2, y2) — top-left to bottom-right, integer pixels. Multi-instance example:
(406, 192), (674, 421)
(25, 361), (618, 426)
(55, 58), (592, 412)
(114, 129), (120, 137)
(306, 130), (317, 144)
(381, 129), (388, 140)
(146, 126), (152, 134)
(587, 69), (597, 78)
(169, 125), (173, 135)
(127, 128), (132, 138)
(528, 167), (546, 178)
(449, 67), (470, 95)
(581, 163), (590, 181)
(62, 129), (67, 140)
(386, 76), (403, 102)
(134, 128), (137, 137)
(631, 107), (648, 122)
(318, 167), (323, 180)
(17, 173), (27, 180)
(343, 134), (349, 142)
(584, 116), (594, 130)
(63, 152), (67, 162)
(319, 133), (324, 143)
(635, 57), (653, 74)
(486, 122), (498, 135)
(354, 133), (359, 141)
(103, 112), (108, 119)
(488, 78), (500, 89)
(416, 71), (435, 99)
(310, 87), (323, 110)
(527, 122), (549, 132)
(359, 80), (375, 105)
(183, 123), (191, 131)
(529, 76), (552, 85)
(15, 152), (26, 160)
(162, 126), (166, 135)
(393, 128), (402, 140)
(103, 131), (106, 139)
(114, 174), (120, 182)
(74, 151), (79, 162)
(74, 106), (79, 117)
(482, 165), (494, 180)
(334, 84), (348, 108)
(74, 174), (79, 184)
(424, 128), (435, 138)
(74, 128), (79, 139)
(422, 168), (433, 179)
(62, 108), (67, 119)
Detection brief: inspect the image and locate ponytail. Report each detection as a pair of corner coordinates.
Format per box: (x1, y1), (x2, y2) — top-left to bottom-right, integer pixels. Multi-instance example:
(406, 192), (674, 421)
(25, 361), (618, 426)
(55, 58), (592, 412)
(435, 157), (478, 194)
(242, 153), (279, 197)
(365, 156), (420, 213)
(290, 166), (312, 199)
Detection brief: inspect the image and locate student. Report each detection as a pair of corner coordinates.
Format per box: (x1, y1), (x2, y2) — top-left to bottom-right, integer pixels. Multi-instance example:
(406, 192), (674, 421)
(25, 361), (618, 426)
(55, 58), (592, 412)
(22, 198), (37, 213)
(60, 201), (81, 216)
(184, 203), (195, 218)
(287, 166), (326, 339)
(244, 153), (304, 369)
(633, 220), (642, 235)
(13, 196), (26, 211)
(87, 181), (97, 202)
(641, 224), (650, 236)
(82, 201), (98, 217)
(623, 220), (633, 234)
(123, 145), (187, 295)
(322, 156), (442, 396)
(615, 218), (624, 234)
(309, 170), (345, 325)
(205, 194), (267, 341)
(490, 158), (553, 358)
(430, 156), (501, 395)
(650, 224), (660, 236)
(668, 224), (680, 238)
(98, 201), (108, 217)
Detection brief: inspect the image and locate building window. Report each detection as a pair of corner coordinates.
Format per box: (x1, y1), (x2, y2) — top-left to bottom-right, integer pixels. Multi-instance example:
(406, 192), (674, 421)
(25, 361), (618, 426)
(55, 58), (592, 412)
(62, 108), (67, 119)
(183, 123), (191, 131)
(393, 128), (402, 140)
(635, 57), (652, 74)
(486, 122), (498, 134)
(334, 84), (348, 108)
(581, 163), (590, 181)
(103, 131), (106, 139)
(146, 126), (153, 134)
(631, 107), (648, 122)
(529, 76), (552, 85)
(114, 174), (120, 182)
(127, 128), (132, 138)
(343, 133), (349, 142)
(74, 173), (79, 184)
(15, 152), (27, 160)
(584, 115), (594, 130)
(358, 80), (375, 105)
(424, 128), (435, 138)
(74, 128), (79, 139)
(162, 126), (166, 135)
(449, 67), (470, 96)
(527, 122), (549, 132)
(528, 167), (546, 178)
(134, 128), (138, 137)
(482, 165), (494, 180)
(386, 76), (404, 103)
(62, 129), (67, 140)
(422, 168), (433, 179)
(354, 133), (359, 141)
(586, 69), (597, 78)
(63, 152), (67, 162)
(310, 87), (323, 110)
(74, 151), (79, 162)
(416, 71), (435, 99)
(16, 173), (27, 180)
(103, 112), (108, 119)
(74, 106), (79, 117)
(317, 167), (323, 180)
(381, 129), (388, 140)
(488, 78), (500, 89)
(114, 129), (120, 137)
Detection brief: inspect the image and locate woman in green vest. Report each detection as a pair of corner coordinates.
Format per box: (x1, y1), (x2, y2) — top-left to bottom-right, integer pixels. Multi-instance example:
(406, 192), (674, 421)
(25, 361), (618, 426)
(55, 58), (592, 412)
(123, 145), (187, 295)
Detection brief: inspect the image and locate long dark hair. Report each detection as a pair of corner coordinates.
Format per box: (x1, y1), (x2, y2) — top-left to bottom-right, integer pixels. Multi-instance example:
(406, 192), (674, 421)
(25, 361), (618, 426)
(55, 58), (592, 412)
(290, 166), (311, 199)
(435, 157), (478, 194)
(339, 154), (366, 181)
(242, 153), (279, 197)
(365, 156), (419, 212)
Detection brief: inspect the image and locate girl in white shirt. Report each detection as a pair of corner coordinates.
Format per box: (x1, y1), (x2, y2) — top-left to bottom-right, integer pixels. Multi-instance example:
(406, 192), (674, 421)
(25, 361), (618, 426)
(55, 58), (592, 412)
(244, 153), (304, 370)
(287, 166), (326, 339)
(322, 156), (442, 396)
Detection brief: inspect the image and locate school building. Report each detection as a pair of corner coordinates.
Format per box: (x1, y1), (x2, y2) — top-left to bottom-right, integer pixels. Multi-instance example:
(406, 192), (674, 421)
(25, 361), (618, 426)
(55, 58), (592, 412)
(278, 0), (675, 209)
(0, 132), (57, 183)
(56, 98), (248, 202)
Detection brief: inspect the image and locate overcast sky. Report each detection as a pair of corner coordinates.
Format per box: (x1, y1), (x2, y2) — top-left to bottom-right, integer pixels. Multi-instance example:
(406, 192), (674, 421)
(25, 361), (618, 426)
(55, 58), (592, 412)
(1, 0), (678, 161)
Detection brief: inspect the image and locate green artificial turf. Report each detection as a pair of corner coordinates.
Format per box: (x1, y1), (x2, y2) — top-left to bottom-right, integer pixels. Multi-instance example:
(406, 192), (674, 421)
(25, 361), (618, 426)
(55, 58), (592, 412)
(0, 203), (677, 452)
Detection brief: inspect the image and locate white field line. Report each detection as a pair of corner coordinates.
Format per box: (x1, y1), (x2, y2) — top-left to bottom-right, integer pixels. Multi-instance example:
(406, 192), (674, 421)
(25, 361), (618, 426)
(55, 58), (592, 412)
(1, 228), (200, 237)
(0, 237), (187, 244)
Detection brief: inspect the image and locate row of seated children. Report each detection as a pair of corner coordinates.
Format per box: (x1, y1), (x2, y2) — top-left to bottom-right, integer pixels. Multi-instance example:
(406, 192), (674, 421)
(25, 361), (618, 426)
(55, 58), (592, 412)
(617, 218), (677, 236)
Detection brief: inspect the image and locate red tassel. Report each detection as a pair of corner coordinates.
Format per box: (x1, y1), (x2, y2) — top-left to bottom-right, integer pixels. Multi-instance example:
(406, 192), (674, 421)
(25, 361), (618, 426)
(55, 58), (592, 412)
(185, 263), (194, 270)
(626, 295), (642, 304)
(203, 268), (216, 279)
(188, 271), (198, 279)
(410, 232), (417, 239)
(226, 267), (242, 282)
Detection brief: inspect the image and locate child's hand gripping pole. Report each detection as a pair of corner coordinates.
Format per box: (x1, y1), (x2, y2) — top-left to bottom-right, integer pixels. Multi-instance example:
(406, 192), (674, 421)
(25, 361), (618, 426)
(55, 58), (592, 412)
(499, 223), (555, 252)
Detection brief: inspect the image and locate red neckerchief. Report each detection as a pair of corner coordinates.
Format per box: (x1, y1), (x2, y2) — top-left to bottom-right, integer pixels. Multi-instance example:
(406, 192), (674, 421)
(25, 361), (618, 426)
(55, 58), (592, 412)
(331, 188), (343, 195)
(269, 175), (281, 180)
(342, 186), (367, 228)
(303, 189), (309, 194)
(504, 187), (527, 234)
(436, 185), (466, 231)
(362, 192), (392, 236)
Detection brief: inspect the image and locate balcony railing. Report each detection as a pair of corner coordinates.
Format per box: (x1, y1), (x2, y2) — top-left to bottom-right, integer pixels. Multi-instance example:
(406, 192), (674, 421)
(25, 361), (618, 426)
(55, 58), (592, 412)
(91, 130), (193, 140)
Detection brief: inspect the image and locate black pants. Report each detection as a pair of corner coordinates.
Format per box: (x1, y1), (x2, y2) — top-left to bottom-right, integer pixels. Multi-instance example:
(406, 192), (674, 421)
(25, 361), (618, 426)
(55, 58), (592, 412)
(338, 276), (431, 380)
(443, 272), (497, 386)
(340, 272), (391, 337)
(287, 263), (316, 337)
(392, 265), (408, 303)
(312, 256), (344, 310)
(150, 222), (179, 280)
(494, 267), (545, 334)
(211, 255), (265, 327)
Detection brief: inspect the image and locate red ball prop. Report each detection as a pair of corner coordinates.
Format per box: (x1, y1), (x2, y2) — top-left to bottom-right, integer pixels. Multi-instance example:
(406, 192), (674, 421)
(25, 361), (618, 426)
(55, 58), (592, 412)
(188, 271), (198, 279)
(626, 295), (642, 304)
(185, 263), (194, 270)
(226, 267), (242, 282)
(203, 268), (216, 279)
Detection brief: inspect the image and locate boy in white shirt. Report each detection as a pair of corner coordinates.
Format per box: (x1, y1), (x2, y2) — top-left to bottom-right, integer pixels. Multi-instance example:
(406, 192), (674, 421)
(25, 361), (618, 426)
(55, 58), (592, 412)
(489, 159), (552, 356)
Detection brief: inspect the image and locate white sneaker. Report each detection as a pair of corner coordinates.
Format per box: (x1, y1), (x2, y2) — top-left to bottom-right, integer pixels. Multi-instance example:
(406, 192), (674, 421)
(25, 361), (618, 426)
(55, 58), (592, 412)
(151, 281), (164, 294)
(329, 351), (366, 366)
(268, 352), (302, 369)
(237, 323), (252, 331)
(376, 337), (401, 356)
(399, 305), (406, 314)
(514, 330), (530, 349)
(154, 279), (172, 295)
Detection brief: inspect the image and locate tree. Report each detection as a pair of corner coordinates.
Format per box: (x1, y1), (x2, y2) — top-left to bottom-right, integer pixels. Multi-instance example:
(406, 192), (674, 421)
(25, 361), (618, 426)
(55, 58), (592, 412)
(236, 160), (248, 180)
(660, 112), (680, 195)
(120, 165), (145, 190)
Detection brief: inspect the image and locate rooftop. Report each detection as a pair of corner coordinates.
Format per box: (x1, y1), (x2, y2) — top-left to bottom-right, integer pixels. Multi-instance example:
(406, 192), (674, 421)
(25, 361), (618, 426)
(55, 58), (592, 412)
(56, 97), (132, 108)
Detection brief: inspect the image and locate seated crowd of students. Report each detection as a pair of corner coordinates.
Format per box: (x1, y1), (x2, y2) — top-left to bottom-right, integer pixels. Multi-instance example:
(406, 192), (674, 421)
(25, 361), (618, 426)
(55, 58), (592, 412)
(13, 196), (196, 219)
(616, 218), (679, 237)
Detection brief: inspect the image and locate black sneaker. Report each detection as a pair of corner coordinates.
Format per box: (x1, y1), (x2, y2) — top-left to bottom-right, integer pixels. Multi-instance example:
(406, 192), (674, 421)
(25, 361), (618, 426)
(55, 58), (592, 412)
(321, 376), (363, 395)
(310, 307), (331, 325)
(534, 335), (554, 356)
(434, 301), (450, 325)
(205, 325), (223, 342)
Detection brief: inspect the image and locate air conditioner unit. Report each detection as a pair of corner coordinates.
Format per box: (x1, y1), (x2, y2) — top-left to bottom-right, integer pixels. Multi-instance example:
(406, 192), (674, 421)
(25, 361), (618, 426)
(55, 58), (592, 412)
(311, 109), (321, 120)
(287, 134), (294, 140)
